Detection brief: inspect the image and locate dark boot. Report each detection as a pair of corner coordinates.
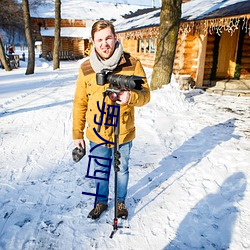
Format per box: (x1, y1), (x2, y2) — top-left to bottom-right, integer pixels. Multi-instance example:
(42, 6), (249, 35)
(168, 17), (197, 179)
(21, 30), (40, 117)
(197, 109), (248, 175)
(87, 202), (108, 220)
(117, 202), (128, 219)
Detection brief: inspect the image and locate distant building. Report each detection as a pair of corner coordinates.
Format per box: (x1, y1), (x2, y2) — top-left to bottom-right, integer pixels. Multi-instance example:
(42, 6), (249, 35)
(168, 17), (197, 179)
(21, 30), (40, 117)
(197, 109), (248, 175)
(31, 18), (92, 60)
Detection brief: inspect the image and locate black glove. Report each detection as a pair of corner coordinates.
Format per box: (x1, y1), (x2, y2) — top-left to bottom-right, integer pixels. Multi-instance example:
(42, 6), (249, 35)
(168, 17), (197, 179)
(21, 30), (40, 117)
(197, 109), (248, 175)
(72, 146), (86, 162)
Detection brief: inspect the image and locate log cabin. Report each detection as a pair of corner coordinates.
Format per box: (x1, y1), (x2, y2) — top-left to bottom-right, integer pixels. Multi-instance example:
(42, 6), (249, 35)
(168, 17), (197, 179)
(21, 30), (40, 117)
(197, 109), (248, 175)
(31, 18), (92, 60)
(115, 0), (250, 93)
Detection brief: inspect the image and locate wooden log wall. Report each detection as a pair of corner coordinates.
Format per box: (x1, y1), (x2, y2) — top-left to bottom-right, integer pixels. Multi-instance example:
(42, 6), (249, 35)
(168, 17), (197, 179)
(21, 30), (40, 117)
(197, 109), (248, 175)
(203, 34), (216, 82)
(120, 38), (156, 68)
(183, 35), (198, 79)
(32, 18), (86, 29)
(134, 53), (156, 68)
(72, 38), (88, 56)
(173, 34), (199, 80)
(41, 37), (86, 58)
(173, 34), (185, 75)
(240, 35), (250, 79)
(61, 38), (74, 52)
(41, 37), (53, 57)
(120, 39), (137, 54)
(120, 31), (200, 78)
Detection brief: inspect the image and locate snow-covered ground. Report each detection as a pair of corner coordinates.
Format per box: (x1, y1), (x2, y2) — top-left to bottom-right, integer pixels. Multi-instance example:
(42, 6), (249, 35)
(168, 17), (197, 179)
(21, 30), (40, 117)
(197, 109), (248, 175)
(0, 50), (250, 250)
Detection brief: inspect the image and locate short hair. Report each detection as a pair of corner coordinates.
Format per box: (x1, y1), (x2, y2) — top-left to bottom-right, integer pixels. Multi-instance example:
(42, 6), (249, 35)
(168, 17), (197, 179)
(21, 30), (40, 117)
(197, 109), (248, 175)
(91, 20), (116, 40)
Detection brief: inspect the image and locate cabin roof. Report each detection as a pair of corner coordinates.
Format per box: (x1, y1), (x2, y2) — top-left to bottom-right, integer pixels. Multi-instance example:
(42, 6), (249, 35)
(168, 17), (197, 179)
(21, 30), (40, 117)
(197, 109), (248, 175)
(115, 0), (250, 32)
(182, 0), (250, 21)
(115, 8), (160, 33)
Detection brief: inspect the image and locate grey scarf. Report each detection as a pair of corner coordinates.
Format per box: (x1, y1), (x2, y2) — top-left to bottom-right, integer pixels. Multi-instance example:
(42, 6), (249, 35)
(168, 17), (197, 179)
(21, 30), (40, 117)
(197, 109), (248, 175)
(90, 41), (123, 73)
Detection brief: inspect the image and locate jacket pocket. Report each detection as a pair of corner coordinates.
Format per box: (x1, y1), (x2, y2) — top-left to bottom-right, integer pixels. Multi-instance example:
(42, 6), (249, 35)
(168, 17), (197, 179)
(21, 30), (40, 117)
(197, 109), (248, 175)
(120, 106), (134, 134)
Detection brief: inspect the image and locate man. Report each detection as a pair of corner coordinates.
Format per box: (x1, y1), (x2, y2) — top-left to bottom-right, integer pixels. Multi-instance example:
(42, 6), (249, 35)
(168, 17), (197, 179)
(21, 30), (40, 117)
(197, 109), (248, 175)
(72, 20), (150, 220)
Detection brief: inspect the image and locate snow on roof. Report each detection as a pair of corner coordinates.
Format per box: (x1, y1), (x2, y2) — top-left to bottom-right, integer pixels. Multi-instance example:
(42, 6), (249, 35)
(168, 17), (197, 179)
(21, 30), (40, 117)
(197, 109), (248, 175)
(114, 8), (160, 32)
(30, 0), (151, 20)
(182, 0), (250, 21)
(40, 27), (92, 39)
(114, 0), (250, 32)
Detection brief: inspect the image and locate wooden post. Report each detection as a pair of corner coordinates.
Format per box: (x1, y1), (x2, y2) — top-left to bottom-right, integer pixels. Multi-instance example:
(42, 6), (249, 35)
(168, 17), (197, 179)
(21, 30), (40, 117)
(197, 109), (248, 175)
(195, 32), (207, 88)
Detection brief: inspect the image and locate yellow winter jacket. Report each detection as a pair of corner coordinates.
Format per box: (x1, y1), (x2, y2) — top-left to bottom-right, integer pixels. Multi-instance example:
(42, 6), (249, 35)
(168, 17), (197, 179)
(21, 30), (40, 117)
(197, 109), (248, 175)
(72, 52), (150, 147)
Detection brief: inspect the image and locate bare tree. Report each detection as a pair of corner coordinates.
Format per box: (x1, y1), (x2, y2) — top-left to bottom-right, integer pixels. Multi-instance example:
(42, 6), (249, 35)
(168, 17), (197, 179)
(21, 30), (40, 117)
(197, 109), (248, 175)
(0, 0), (23, 71)
(53, 0), (61, 70)
(29, 0), (47, 8)
(0, 37), (11, 71)
(0, 0), (24, 37)
(151, 0), (182, 90)
(22, 0), (35, 75)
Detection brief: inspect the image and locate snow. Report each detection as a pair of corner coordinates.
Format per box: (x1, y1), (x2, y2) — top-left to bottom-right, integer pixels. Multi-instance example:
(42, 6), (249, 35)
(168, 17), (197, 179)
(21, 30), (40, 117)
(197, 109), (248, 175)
(40, 27), (92, 39)
(0, 48), (250, 249)
(30, 0), (152, 20)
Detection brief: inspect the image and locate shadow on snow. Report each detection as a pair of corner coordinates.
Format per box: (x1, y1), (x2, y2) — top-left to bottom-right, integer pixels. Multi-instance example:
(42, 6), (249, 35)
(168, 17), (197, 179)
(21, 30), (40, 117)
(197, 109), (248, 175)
(0, 100), (72, 117)
(128, 118), (239, 213)
(164, 172), (247, 249)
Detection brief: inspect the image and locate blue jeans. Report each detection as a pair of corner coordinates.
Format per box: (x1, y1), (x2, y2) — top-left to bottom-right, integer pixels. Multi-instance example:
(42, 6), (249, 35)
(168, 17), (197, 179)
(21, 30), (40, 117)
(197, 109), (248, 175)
(89, 141), (132, 205)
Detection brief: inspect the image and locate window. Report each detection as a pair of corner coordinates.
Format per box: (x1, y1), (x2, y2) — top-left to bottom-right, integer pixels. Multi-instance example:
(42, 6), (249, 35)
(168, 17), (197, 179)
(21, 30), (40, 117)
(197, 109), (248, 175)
(137, 38), (156, 54)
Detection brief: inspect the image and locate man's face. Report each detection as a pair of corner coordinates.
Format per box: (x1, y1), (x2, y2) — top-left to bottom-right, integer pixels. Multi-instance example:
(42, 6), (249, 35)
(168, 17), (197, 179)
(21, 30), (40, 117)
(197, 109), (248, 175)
(93, 27), (117, 60)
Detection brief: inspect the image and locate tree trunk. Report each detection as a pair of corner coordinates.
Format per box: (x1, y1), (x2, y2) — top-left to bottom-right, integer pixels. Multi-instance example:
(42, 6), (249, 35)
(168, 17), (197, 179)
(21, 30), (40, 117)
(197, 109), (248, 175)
(22, 0), (35, 75)
(151, 0), (182, 90)
(0, 37), (11, 71)
(53, 0), (61, 70)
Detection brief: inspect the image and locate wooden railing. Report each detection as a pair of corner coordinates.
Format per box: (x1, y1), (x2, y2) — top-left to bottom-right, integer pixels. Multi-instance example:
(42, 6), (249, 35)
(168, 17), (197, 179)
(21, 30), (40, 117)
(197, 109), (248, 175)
(46, 51), (83, 61)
